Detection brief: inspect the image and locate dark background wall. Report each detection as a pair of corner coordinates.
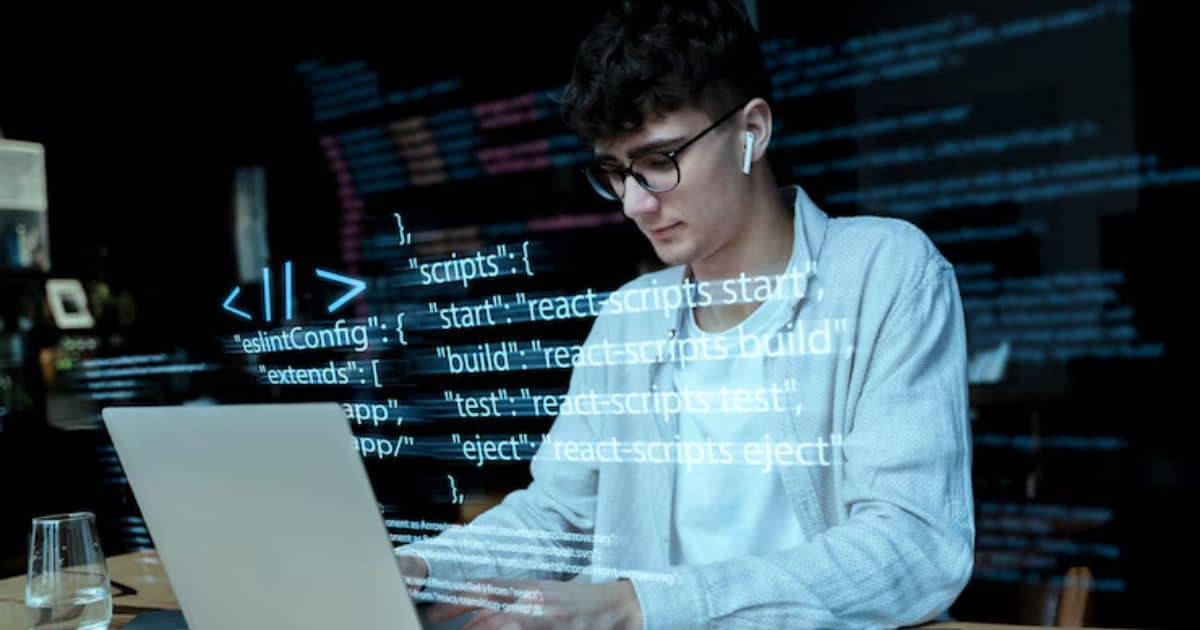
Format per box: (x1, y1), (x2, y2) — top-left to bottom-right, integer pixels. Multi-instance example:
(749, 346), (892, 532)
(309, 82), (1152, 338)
(1, 3), (1195, 627)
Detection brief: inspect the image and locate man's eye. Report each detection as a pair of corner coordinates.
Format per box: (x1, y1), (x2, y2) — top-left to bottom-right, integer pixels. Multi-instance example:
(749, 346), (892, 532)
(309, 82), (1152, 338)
(641, 155), (674, 170)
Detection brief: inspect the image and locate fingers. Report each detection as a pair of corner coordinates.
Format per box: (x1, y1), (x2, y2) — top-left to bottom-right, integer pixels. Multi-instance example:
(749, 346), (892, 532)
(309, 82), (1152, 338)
(394, 555), (427, 580)
(425, 601), (477, 622)
(461, 607), (504, 630)
(461, 594), (544, 629)
(463, 609), (532, 630)
(425, 579), (536, 622)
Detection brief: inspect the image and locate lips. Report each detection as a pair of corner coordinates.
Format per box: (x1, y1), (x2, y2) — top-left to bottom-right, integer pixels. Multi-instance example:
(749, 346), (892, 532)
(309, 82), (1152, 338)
(648, 222), (682, 239)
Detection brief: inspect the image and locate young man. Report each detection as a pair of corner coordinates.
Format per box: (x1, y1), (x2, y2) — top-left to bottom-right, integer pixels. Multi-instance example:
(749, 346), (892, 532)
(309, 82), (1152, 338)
(399, 2), (974, 628)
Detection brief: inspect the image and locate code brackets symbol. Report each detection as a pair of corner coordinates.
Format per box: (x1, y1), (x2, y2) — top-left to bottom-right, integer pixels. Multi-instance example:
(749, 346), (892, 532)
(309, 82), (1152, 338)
(447, 475), (465, 504)
(394, 213), (413, 246)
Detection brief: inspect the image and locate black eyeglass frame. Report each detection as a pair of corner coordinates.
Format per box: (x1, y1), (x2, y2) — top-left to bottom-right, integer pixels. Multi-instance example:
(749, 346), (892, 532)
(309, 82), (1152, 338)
(583, 99), (753, 201)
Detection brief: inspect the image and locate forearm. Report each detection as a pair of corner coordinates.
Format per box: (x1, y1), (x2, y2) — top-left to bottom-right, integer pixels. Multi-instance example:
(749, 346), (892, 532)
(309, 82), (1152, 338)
(399, 485), (593, 583)
(629, 507), (973, 629)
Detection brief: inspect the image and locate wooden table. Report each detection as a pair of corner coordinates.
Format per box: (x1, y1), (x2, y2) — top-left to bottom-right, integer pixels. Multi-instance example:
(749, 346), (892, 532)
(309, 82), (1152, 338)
(0, 551), (1119, 629)
(1, 551), (176, 628)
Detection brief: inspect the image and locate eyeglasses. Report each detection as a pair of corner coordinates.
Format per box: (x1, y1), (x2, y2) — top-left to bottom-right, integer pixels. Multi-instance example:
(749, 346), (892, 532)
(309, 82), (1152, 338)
(583, 99), (751, 201)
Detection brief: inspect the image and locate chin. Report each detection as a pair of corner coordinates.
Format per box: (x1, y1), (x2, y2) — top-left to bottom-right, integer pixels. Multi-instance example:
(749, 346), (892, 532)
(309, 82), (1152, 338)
(651, 241), (695, 267)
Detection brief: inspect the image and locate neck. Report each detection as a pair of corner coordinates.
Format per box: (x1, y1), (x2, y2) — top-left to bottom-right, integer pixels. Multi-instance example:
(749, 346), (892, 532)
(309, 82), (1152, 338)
(690, 175), (793, 332)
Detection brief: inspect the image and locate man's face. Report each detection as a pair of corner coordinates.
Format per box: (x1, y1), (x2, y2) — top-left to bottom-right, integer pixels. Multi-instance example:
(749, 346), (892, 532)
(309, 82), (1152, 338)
(593, 106), (747, 267)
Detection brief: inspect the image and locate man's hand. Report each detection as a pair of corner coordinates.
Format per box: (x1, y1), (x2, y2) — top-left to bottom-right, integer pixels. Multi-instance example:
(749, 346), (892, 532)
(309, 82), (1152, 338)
(395, 553), (429, 583)
(425, 578), (643, 630)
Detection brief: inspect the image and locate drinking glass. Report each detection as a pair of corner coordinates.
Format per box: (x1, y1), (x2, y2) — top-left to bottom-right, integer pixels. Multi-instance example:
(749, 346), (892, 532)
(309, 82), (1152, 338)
(25, 512), (112, 629)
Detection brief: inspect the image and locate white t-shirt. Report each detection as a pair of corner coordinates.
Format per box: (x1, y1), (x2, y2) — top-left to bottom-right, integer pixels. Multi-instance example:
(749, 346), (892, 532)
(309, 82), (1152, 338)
(669, 238), (807, 566)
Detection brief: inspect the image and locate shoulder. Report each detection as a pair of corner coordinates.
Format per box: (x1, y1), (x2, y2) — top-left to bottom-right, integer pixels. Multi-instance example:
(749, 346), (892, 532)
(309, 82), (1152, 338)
(820, 216), (957, 330)
(826, 215), (947, 268)
(823, 215), (952, 298)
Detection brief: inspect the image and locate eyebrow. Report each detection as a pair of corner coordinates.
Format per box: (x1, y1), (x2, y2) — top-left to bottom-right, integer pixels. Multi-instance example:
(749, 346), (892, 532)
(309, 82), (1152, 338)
(595, 136), (688, 163)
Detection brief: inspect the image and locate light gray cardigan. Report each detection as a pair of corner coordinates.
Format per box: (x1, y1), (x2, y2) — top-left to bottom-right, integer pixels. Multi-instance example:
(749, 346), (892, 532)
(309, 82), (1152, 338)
(403, 185), (975, 629)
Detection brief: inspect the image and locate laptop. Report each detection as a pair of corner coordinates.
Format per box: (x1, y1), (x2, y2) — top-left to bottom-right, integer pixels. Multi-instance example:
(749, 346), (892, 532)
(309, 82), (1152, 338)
(103, 403), (423, 629)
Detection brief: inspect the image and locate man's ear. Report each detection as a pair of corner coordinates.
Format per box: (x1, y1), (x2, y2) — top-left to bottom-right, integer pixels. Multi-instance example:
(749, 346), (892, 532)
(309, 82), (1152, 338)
(741, 98), (773, 165)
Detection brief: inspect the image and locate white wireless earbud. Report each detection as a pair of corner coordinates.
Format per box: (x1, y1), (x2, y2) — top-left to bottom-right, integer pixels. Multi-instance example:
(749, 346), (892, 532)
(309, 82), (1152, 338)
(742, 131), (755, 175)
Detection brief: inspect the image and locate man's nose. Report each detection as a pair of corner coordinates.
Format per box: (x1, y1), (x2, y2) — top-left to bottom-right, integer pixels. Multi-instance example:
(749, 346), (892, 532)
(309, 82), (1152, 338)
(622, 175), (660, 220)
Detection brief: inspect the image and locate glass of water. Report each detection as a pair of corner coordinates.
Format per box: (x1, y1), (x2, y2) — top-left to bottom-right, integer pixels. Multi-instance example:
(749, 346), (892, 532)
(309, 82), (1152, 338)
(25, 512), (112, 630)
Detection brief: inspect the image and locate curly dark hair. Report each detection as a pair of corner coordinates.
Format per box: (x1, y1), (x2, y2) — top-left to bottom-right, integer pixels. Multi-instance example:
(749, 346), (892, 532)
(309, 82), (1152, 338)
(559, 0), (771, 144)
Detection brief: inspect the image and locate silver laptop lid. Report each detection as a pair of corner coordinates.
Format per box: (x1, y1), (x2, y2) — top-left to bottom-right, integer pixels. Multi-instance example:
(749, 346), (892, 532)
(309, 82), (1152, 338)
(103, 403), (420, 630)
